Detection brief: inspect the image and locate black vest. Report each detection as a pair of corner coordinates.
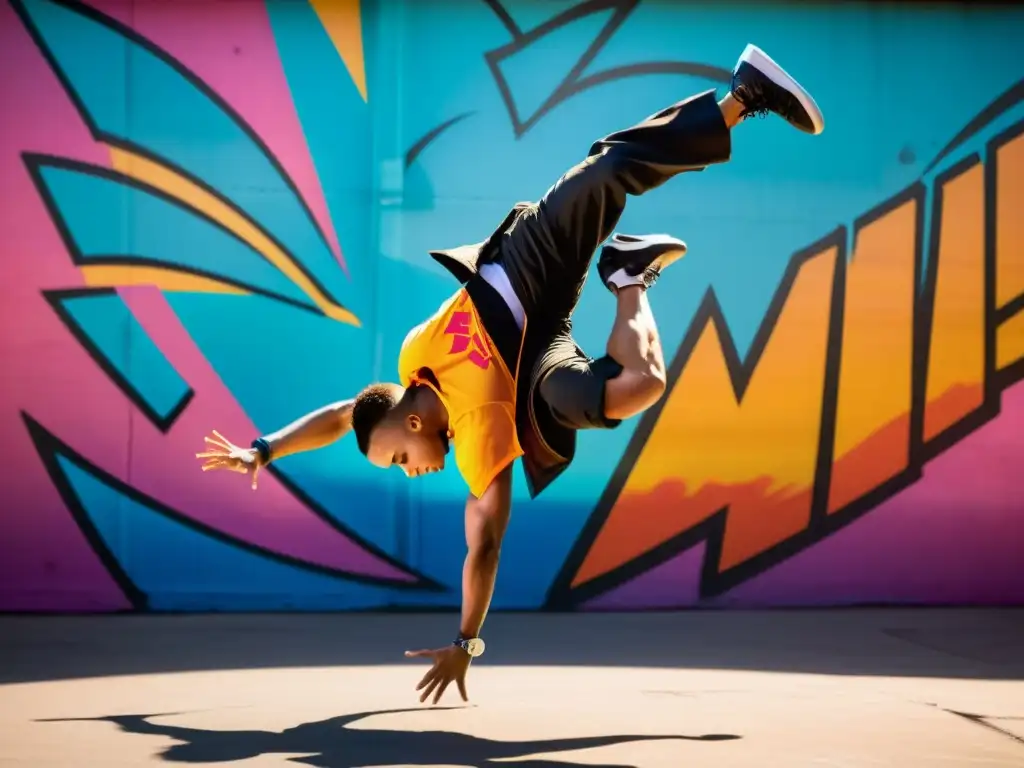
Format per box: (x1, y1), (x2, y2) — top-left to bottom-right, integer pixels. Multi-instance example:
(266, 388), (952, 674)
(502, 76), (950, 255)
(427, 203), (577, 498)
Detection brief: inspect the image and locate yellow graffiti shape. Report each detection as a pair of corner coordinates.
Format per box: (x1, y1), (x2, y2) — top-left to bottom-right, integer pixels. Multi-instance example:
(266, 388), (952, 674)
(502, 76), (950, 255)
(994, 126), (1024, 310)
(828, 191), (920, 514)
(994, 125), (1024, 372)
(80, 265), (247, 296)
(924, 160), (986, 442)
(310, 0), (367, 102)
(998, 312), (1024, 371)
(106, 146), (359, 326)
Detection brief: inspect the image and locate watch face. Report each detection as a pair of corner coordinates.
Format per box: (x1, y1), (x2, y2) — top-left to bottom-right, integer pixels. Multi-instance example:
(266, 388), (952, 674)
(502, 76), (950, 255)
(464, 637), (485, 657)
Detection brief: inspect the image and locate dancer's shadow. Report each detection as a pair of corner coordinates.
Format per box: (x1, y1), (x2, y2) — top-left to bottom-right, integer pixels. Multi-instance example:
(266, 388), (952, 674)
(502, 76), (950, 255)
(42, 708), (740, 768)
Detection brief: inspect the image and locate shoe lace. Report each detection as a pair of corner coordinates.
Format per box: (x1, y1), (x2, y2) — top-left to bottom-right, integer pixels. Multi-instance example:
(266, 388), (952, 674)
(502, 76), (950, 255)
(731, 72), (771, 121)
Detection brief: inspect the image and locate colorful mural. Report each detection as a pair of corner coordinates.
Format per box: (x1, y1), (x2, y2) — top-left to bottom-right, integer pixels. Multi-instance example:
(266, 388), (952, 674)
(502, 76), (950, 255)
(1, 0), (1022, 612)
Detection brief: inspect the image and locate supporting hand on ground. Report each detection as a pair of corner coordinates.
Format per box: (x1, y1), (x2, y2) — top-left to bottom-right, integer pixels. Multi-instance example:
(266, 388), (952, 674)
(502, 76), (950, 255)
(405, 646), (471, 705)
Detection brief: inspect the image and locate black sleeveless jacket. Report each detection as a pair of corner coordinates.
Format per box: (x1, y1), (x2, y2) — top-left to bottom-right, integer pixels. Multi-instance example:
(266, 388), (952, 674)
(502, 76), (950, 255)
(426, 203), (577, 498)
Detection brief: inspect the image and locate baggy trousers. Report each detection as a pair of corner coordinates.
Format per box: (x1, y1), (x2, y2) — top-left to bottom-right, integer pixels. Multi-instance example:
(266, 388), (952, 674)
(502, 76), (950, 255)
(498, 88), (733, 432)
(432, 88), (734, 497)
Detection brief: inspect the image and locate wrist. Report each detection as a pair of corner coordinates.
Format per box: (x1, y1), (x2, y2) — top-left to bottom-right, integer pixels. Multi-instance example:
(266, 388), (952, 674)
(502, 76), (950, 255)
(251, 437), (273, 465)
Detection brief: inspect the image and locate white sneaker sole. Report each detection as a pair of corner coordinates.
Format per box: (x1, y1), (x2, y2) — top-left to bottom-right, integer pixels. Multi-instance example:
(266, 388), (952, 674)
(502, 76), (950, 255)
(605, 233), (689, 282)
(739, 44), (825, 135)
(608, 233), (688, 254)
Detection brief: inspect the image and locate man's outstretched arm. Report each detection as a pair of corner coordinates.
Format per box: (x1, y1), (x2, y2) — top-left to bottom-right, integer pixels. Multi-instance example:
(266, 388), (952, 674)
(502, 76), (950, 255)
(460, 463), (514, 639)
(259, 399), (355, 462)
(196, 399), (355, 487)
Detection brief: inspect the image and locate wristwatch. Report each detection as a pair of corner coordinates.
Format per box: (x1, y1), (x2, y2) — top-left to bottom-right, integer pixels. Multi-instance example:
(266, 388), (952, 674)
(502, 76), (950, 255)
(453, 635), (486, 658)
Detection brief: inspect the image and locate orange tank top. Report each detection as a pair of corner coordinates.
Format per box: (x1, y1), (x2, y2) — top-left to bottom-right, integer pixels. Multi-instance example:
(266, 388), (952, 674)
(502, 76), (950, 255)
(398, 289), (524, 497)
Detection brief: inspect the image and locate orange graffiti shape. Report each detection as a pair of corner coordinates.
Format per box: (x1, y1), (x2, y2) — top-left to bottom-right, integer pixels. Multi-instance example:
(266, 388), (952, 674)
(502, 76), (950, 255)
(828, 189), (920, 513)
(572, 242), (838, 588)
(924, 159), (986, 442)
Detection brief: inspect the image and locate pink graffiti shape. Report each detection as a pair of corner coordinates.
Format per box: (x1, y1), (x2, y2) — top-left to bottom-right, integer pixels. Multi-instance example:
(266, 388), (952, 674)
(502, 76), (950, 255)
(84, 0), (347, 272)
(0, 1), (131, 611)
(0, 6), (415, 612)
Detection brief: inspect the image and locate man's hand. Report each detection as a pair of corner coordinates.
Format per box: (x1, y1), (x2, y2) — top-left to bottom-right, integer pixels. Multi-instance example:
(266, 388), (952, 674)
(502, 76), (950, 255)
(195, 430), (264, 490)
(404, 645), (471, 705)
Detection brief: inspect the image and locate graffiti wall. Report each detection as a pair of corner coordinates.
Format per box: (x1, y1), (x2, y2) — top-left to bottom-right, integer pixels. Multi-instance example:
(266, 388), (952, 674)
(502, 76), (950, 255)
(2, 0), (1022, 612)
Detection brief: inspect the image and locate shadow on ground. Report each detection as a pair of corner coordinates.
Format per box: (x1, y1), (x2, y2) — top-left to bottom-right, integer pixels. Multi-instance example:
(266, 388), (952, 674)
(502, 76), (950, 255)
(2, 609), (1023, 685)
(40, 707), (740, 767)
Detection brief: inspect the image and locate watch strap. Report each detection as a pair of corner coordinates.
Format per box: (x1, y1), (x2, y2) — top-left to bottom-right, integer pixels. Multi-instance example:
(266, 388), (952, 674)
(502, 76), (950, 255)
(251, 437), (272, 464)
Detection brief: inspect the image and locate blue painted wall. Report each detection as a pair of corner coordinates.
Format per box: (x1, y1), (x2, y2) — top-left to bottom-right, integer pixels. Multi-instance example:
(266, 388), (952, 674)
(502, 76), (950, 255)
(3, 0), (1023, 611)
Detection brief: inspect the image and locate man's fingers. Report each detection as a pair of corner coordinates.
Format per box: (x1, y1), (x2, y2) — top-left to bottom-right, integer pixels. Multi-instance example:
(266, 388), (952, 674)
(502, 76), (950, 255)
(201, 460), (249, 474)
(252, 461), (261, 491)
(204, 435), (231, 451)
(195, 450), (227, 459)
(415, 667), (436, 691)
(420, 676), (441, 704)
(457, 676), (469, 702)
(417, 671), (436, 697)
(404, 650), (434, 659)
(432, 679), (451, 705)
(210, 429), (233, 447)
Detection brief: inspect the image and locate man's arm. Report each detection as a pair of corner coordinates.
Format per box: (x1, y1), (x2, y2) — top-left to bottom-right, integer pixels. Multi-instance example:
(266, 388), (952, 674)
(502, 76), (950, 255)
(459, 463), (514, 639)
(402, 459), (513, 704)
(260, 399), (355, 462)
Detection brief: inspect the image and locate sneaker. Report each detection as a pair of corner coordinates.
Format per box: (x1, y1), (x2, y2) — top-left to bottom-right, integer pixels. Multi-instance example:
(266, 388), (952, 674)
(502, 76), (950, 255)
(731, 44), (824, 134)
(597, 233), (688, 293)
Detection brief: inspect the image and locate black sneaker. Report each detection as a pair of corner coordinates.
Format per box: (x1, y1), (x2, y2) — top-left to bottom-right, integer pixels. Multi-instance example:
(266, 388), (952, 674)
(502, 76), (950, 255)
(730, 44), (824, 135)
(597, 233), (688, 293)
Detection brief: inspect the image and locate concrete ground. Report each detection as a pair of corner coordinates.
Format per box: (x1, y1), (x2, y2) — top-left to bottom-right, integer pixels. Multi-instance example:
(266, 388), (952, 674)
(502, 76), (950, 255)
(1, 609), (1022, 767)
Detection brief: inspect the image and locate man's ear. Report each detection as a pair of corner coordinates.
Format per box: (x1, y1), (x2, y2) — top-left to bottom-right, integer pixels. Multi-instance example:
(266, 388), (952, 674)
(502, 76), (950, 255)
(406, 413), (423, 432)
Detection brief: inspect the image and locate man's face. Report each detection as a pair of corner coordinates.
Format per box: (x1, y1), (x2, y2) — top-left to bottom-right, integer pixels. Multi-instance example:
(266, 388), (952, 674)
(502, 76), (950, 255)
(365, 411), (450, 478)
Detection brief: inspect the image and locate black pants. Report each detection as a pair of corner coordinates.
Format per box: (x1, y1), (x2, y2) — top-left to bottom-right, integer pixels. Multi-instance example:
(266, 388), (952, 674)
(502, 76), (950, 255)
(496, 89), (732, 430)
